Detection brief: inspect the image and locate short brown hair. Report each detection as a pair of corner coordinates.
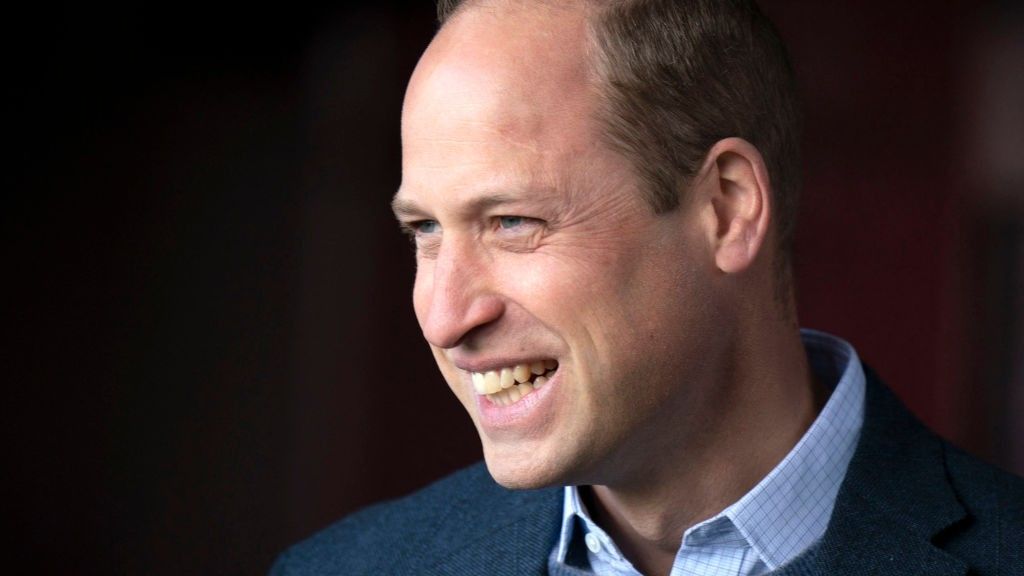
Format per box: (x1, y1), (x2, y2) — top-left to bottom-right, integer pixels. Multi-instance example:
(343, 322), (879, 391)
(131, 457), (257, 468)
(436, 0), (802, 284)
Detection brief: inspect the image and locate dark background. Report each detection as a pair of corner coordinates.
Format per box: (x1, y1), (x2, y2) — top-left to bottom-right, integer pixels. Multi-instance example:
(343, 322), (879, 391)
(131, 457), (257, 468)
(8, 1), (1023, 573)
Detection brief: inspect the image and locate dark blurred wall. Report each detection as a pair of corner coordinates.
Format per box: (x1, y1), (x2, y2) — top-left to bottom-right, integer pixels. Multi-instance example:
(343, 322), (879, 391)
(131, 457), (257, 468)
(7, 1), (1022, 574)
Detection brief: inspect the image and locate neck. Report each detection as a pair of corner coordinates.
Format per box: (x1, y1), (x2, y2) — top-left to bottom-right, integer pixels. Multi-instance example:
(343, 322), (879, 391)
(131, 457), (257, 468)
(585, 315), (825, 576)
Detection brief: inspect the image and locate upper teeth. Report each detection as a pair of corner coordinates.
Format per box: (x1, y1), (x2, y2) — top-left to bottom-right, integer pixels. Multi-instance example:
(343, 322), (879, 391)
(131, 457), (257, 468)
(470, 359), (557, 395)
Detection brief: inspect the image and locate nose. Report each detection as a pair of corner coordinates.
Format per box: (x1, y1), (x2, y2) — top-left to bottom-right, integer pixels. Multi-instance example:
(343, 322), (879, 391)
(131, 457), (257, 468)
(415, 238), (505, 350)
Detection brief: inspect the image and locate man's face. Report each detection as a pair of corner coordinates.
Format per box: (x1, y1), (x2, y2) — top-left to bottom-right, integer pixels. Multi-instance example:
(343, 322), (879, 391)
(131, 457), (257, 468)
(395, 3), (727, 489)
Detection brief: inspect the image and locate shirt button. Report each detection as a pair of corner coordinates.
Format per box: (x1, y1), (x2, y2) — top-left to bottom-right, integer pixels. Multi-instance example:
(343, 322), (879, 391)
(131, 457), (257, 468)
(584, 532), (602, 553)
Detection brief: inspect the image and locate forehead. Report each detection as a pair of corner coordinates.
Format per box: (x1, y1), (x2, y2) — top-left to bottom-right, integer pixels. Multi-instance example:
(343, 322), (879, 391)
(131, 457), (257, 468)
(414, 1), (593, 102)
(398, 2), (603, 206)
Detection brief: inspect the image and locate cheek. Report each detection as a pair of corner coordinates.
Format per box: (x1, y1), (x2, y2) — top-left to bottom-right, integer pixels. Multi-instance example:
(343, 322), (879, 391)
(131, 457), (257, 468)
(495, 254), (637, 375)
(493, 255), (588, 334)
(555, 244), (699, 364)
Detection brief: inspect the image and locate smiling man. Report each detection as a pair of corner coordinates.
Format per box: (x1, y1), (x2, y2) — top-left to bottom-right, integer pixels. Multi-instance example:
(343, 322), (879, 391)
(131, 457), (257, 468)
(272, 1), (1023, 575)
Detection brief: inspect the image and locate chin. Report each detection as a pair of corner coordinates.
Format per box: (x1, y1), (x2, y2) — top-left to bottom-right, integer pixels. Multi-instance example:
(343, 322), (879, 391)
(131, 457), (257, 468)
(481, 443), (569, 490)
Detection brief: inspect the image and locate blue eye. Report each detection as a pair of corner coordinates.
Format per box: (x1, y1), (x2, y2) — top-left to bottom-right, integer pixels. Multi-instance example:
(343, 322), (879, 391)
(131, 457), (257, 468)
(498, 216), (525, 229)
(415, 220), (440, 234)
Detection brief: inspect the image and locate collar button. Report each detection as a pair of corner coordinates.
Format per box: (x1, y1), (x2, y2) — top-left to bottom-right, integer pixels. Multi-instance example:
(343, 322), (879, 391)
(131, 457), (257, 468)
(584, 532), (602, 554)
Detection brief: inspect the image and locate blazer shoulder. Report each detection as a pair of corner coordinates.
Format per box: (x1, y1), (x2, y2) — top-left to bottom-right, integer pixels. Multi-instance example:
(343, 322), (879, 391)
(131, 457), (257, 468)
(944, 441), (1024, 494)
(270, 462), (559, 575)
(941, 441), (1024, 574)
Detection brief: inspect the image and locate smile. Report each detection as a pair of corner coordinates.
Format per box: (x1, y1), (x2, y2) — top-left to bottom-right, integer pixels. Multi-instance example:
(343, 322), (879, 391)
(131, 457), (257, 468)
(470, 360), (558, 406)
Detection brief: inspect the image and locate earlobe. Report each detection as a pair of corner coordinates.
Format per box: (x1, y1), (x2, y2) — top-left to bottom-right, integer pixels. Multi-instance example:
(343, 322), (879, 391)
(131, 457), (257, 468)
(703, 138), (772, 274)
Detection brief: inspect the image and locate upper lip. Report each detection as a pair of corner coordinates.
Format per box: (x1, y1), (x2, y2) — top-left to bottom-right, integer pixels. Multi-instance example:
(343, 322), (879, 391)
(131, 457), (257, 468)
(453, 357), (557, 374)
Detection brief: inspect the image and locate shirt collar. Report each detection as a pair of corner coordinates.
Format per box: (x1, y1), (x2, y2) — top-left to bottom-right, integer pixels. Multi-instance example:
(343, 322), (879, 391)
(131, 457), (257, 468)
(555, 329), (866, 571)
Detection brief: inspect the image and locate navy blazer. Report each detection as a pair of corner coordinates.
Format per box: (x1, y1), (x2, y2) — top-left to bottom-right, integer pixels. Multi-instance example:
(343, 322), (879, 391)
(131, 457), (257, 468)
(272, 370), (1024, 575)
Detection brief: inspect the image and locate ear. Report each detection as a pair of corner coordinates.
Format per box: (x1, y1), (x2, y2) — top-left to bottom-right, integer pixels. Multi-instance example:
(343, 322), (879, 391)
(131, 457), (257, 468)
(697, 137), (772, 274)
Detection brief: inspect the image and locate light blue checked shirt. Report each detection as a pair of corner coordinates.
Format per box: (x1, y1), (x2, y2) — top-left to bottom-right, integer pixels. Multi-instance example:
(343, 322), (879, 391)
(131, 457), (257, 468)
(552, 329), (866, 576)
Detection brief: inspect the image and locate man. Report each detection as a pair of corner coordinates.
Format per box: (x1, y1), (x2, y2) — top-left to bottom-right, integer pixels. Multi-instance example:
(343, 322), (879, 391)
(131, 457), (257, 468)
(273, 1), (1023, 574)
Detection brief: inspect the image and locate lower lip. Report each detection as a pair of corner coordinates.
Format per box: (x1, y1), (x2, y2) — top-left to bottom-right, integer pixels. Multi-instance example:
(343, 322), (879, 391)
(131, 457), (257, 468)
(476, 369), (560, 433)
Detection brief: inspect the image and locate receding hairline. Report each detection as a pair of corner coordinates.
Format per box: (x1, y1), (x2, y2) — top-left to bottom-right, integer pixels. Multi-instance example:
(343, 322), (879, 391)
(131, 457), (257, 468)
(438, 0), (590, 24)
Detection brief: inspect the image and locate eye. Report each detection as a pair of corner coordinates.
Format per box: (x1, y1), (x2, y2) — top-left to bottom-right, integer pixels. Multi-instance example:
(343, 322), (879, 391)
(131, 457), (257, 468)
(491, 215), (544, 249)
(400, 220), (442, 258)
(414, 220), (440, 235)
(398, 219), (441, 252)
(498, 216), (526, 229)
(400, 219), (440, 238)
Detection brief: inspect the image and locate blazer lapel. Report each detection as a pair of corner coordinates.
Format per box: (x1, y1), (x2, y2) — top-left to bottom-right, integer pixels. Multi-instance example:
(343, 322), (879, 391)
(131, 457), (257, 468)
(429, 484), (562, 575)
(812, 369), (968, 576)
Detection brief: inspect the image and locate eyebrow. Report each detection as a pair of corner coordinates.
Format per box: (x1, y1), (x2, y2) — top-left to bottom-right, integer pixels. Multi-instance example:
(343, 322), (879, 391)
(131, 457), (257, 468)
(390, 196), (426, 219)
(390, 191), (521, 220)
